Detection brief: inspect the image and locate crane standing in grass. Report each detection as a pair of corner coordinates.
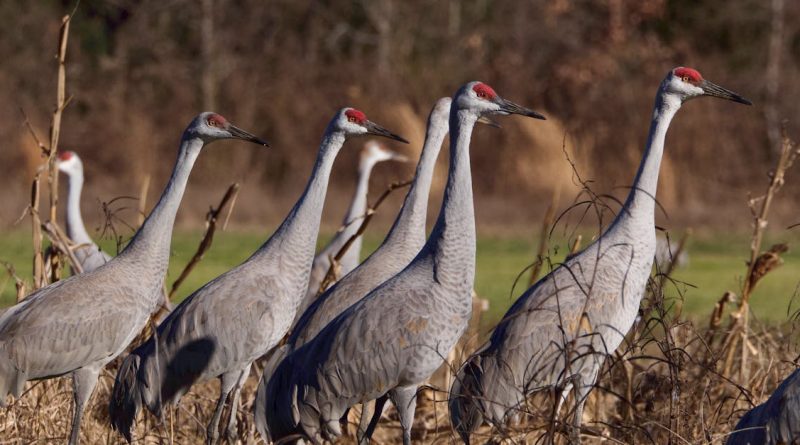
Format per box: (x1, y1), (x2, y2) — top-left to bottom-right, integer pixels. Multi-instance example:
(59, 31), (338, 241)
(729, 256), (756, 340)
(0, 112), (267, 445)
(301, 141), (407, 315)
(727, 367), (800, 445)
(261, 83), (545, 445)
(109, 108), (407, 445)
(449, 67), (752, 444)
(256, 97), (454, 444)
(55, 151), (112, 273)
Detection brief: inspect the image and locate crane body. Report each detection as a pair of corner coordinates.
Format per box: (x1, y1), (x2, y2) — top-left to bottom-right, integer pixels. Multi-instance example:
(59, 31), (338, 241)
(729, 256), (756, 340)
(0, 113), (267, 445)
(449, 68), (752, 444)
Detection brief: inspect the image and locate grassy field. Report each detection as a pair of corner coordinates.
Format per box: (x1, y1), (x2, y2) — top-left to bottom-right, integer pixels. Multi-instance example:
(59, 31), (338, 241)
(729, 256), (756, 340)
(1, 228), (799, 326)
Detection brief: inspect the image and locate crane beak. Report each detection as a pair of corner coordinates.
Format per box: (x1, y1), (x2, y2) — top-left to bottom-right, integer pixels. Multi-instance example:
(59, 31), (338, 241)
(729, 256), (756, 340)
(364, 121), (409, 144)
(700, 80), (752, 105)
(385, 149), (410, 162)
(229, 125), (270, 147)
(495, 97), (547, 120)
(477, 116), (502, 129)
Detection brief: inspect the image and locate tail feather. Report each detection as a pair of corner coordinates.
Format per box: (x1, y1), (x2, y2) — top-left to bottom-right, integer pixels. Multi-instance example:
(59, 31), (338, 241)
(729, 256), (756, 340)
(109, 353), (144, 443)
(0, 350), (26, 406)
(449, 357), (485, 445)
(254, 344), (291, 442)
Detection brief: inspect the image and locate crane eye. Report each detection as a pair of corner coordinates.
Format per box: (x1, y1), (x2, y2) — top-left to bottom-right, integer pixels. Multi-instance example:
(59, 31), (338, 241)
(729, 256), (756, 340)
(477, 92), (486, 99)
(207, 119), (218, 127)
(348, 116), (357, 123)
(681, 76), (690, 82)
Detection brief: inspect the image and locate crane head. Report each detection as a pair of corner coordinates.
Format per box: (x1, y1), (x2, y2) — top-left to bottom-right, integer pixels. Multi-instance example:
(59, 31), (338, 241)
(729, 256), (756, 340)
(455, 81), (546, 120)
(334, 108), (409, 144)
(665, 67), (752, 105)
(56, 150), (83, 176)
(187, 112), (270, 147)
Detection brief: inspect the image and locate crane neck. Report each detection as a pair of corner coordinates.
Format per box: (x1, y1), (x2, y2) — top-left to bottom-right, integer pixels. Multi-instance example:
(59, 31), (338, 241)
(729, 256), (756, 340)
(64, 169), (93, 246)
(252, 129), (346, 279)
(614, 90), (681, 230)
(118, 136), (203, 274)
(382, 110), (448, 251)
(425, 108), (477, 290)
(323, 156), (376, 269)
(340, 158), (375, 240)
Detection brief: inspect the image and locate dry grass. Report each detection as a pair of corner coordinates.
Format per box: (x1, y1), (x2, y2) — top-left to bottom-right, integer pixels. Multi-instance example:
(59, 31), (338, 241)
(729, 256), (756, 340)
(0, 308), (795, 444)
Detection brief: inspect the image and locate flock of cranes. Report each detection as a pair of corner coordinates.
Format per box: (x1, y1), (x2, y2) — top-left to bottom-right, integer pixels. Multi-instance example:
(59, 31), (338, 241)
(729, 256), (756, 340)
(0, 68), (794, 445)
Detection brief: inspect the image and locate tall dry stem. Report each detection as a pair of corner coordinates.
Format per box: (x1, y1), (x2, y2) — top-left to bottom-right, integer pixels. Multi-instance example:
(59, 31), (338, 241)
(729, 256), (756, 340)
(21, 14), (73, 290)
(716, 127), (797, 379)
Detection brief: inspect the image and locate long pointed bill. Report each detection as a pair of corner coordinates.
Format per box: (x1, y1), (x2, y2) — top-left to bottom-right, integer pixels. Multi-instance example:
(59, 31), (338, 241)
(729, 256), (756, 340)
(496, 97), (546, 120)
(701, 80), (752, 105)
(364, 121), (409, 144)
(229, 125), (270, 147)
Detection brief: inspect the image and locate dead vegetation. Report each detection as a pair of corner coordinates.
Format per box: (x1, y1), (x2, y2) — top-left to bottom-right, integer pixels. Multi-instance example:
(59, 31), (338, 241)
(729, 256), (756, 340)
(3, 134), (797, 445)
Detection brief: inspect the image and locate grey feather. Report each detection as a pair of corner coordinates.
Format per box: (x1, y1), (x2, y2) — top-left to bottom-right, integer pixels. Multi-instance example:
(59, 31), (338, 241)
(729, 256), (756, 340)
(727, 368), (800, 445)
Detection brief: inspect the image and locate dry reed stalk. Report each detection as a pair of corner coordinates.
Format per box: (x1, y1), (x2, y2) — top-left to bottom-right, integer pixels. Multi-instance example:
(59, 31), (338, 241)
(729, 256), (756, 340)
(717, 129), (797, 379)
(1, 262), (26, 302)
(47, 15), (71, 224)
(28, 172), (46, 289)
(314, 178), (411, 296)
(41, 221), (84, 275)
(570, 234), (583, 255)
(19, 14), (73, 290)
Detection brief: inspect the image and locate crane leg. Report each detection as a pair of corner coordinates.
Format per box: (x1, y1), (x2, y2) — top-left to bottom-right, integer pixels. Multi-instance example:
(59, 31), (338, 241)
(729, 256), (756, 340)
(207, 371), (240, 445)
(357, 393), (389, 444)
(568, 372), (596, 445)
(389, 386), (418, 445)
(69, 366), (100, 445)
(556, 382), (573, 415)
(224, 364), (251, 444)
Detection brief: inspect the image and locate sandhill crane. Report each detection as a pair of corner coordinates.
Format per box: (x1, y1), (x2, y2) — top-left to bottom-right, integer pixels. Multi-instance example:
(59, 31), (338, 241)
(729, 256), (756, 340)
(727, 368), (800, 445)
(255, 97), (453, 444)
(301, 141), (407, 315)
(0, 112), (266, 445)
(449, 67), (751, 444)
(55, 151), (112, 273)
(108, 108), (407, 445)
(260, 83), (545, 445)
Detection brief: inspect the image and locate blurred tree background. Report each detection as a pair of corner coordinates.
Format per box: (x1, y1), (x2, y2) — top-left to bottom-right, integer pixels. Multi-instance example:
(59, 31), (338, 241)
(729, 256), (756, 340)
(1, 0), (798, 234)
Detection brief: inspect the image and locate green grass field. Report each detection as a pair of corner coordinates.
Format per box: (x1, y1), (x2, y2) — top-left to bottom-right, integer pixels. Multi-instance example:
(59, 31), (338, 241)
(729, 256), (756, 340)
(1, 228), (799, 326)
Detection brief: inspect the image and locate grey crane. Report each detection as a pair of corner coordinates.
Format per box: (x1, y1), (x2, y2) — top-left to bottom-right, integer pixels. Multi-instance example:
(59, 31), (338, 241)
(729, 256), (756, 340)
(449, 67), (751, 444)
(56, 150), (112, 273)
(108, 108), (407, 445)
(727, 367), (800, 445)
(255, 97), (454, 444)
(301, 141), (407, 315)
(260, 83), (545, 445)
(0, 112), (266, 445)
